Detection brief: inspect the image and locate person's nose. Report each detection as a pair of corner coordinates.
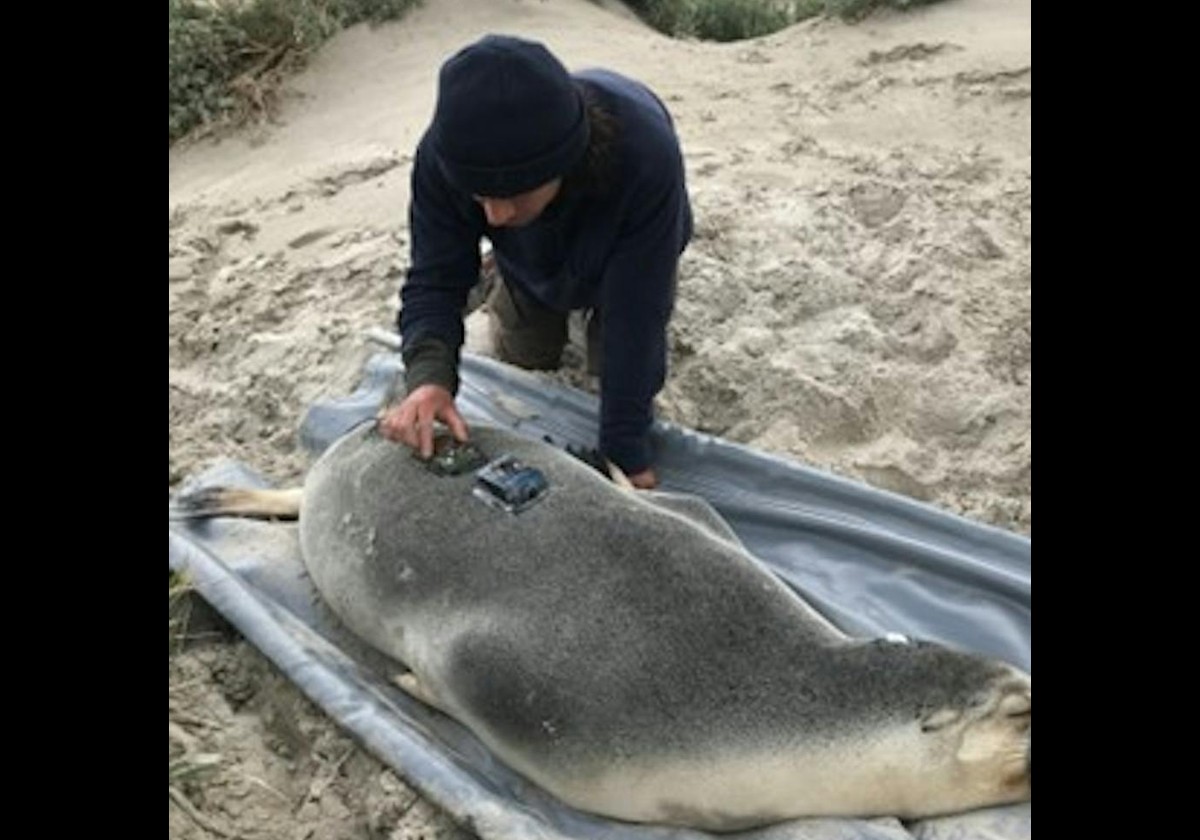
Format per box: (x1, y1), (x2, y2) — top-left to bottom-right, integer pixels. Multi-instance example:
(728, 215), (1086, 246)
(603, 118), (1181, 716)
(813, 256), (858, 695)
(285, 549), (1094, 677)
(481, 198), (517, 227)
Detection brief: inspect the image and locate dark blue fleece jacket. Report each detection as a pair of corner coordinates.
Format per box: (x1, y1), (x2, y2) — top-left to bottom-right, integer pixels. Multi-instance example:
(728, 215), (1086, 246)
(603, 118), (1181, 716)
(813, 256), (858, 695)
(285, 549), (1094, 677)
(398, 69), (692, 473)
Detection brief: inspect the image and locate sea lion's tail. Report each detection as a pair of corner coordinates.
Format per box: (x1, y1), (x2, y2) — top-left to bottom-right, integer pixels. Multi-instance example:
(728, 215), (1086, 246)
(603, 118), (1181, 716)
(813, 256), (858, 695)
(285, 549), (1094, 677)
(170, 487), (303, 521)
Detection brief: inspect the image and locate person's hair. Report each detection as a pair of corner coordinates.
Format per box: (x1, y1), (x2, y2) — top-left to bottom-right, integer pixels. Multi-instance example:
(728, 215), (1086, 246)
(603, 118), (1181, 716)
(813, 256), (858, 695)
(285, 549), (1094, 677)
(559, 88), (619, 199)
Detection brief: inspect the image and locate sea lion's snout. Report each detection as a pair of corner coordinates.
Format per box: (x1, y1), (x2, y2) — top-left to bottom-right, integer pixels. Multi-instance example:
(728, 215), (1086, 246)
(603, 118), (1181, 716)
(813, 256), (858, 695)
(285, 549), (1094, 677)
(997, 681), (1031, 791)
(996, 681), (1031, 785)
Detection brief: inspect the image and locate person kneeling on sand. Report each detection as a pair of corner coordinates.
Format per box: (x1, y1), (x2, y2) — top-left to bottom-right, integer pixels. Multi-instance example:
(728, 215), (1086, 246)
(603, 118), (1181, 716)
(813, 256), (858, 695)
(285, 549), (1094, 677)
(379, 34), (692, 490)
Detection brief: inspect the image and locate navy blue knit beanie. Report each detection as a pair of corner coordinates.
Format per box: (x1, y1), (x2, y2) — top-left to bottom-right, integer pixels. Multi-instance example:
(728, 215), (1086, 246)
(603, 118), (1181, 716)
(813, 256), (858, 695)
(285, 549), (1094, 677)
(430, 35), (590, 198)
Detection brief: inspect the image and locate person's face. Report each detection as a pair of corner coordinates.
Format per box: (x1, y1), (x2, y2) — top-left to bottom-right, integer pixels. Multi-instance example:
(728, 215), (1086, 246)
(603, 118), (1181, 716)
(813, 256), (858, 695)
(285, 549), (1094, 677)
(474, 179), (562, 228)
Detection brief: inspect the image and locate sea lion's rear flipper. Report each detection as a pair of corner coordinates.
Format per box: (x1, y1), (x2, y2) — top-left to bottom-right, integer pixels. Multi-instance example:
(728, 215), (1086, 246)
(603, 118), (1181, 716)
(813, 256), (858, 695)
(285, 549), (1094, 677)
(170, 487), (303, 521)
(393, 671), (449, 714)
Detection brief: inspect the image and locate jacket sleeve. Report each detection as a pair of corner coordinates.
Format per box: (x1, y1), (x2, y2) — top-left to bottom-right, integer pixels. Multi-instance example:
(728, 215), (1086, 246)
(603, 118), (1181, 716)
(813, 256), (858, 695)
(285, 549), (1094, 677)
(596, 166), (687, 474)
(398, 138), (484, 396)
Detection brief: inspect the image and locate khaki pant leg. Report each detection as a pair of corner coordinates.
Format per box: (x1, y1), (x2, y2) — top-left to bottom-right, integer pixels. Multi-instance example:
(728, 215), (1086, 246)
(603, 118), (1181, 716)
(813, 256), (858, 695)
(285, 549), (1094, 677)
(487, 278), (569, 371)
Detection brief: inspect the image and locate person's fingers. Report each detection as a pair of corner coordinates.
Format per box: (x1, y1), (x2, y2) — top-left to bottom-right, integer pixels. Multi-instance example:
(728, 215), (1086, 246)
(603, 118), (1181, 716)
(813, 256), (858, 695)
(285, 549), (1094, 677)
(396, 403), (420, 450)
(400, 422), (418, 450)
(627, 468), (659, 490)
(378, 389), (464, 455)
(417, 404), (436, 458)
(378, 407), (401, 442)
(443, 403), (470, 443)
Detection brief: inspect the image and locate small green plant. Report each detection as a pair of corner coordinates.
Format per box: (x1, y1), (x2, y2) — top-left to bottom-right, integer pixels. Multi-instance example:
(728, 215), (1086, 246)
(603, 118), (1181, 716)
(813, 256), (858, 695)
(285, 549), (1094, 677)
(620, 0), (947, 41)
(824, 0), (942, 20)
(169, 0), (420, 144)
(688, 0), (796, 42)
(170, 0), (950, 144)
(169, 1), (247, 141)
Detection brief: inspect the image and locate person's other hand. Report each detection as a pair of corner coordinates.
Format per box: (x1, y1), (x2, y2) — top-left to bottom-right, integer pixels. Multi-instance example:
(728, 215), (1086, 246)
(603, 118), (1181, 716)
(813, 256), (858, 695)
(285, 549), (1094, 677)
(626, 467), (659, 490)
(378, 384), (469, 458)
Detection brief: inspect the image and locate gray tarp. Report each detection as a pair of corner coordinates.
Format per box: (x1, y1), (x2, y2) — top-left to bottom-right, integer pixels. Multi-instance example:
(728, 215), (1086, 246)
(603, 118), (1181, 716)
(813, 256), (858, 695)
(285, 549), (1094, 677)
(169, 351), (1031, 840)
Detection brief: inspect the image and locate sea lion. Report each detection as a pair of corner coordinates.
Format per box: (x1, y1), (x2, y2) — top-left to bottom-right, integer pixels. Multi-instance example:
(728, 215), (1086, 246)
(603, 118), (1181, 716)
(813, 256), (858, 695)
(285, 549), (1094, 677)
(175, 421), (1031, 831)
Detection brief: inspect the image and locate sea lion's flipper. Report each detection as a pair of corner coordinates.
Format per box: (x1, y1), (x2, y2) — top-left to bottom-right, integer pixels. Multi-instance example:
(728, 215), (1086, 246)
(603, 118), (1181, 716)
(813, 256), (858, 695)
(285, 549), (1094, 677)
(170, 487), (303, 521)
(639, 491), (746, 548)
(393, 671), (447, 713)
(605, 459), (635, 490)
(558, 443), (745, 545)
(541, 437), (635, 489)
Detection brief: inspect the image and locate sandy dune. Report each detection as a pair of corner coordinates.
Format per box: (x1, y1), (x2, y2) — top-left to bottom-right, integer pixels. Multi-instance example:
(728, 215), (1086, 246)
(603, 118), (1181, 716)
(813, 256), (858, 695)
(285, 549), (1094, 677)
(168, 1), (1030, 836)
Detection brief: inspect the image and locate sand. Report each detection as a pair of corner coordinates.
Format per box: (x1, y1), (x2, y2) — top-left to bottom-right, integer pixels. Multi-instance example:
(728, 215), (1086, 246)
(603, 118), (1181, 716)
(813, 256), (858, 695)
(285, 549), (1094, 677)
(168, 1), (1030, 836)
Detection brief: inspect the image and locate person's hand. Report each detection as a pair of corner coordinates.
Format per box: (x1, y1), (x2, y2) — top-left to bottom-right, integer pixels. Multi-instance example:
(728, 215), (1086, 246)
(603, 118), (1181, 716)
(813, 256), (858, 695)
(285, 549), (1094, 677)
(626, 467), (658, 490)
(378, 384), (470, 458)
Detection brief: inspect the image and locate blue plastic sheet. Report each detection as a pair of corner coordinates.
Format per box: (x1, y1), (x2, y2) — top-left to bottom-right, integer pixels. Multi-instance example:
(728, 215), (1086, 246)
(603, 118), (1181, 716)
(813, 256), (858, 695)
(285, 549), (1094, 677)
(169, 351), (1030, 839)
